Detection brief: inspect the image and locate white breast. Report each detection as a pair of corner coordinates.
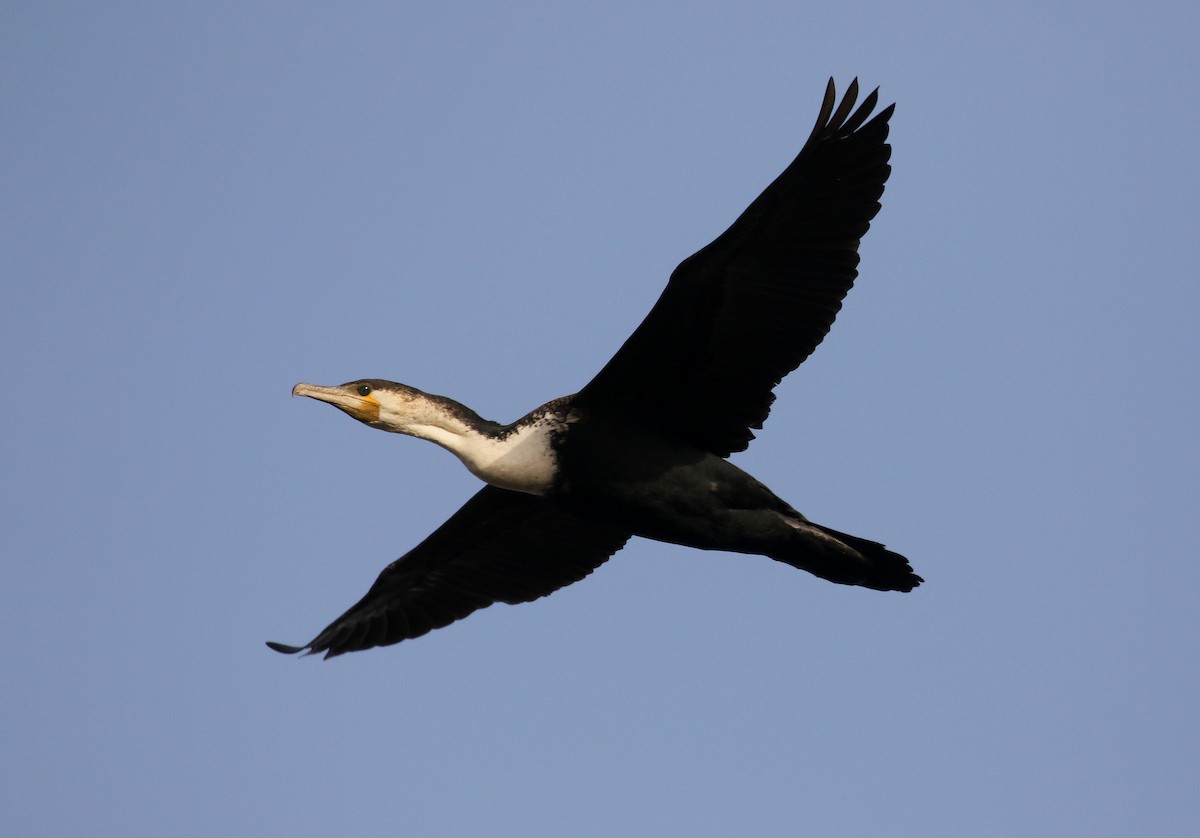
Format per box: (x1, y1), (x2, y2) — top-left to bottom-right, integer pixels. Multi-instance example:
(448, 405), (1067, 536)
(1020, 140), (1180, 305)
(457, 419), (559, 495)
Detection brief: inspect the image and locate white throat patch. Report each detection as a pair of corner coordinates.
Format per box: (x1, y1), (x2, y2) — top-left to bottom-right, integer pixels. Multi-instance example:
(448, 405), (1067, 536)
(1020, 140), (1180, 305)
(454, 418), (559, 495)
(370, 387), (565, 496)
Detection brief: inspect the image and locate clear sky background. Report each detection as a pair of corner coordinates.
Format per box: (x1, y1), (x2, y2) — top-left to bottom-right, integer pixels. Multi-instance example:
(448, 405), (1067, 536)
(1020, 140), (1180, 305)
(4, 3), (1197, 836)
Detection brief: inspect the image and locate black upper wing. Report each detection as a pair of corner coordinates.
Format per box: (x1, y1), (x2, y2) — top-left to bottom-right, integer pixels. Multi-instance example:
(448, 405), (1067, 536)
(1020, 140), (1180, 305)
(268, 486), (630, 658)
(575, 79), (894, 456)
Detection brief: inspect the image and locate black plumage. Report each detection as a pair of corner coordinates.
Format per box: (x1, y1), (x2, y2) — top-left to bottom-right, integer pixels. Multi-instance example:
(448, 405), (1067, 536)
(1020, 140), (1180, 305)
(270, 79), (919, 659)
(268, 487), (628, 656)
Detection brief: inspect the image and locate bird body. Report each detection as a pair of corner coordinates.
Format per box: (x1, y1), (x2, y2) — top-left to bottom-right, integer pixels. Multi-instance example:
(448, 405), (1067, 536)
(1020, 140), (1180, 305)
(270, 79), (921, 659)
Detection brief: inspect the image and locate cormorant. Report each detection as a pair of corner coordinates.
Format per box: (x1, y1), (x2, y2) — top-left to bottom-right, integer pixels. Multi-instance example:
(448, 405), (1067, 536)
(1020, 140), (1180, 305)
(269, 79), (920, 659)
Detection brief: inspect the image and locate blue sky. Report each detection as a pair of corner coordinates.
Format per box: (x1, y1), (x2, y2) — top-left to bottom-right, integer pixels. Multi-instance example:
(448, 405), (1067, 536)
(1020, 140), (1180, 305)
(4, 2), (1197, 835)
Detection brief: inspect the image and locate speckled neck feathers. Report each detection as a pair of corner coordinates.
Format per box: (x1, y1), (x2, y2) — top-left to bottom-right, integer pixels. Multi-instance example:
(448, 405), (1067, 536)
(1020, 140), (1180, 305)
(384, 389), (574, 496)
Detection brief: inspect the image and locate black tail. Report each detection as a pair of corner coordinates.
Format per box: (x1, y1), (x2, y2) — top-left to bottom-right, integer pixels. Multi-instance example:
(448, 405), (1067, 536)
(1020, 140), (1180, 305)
(775, 521), (922, 592)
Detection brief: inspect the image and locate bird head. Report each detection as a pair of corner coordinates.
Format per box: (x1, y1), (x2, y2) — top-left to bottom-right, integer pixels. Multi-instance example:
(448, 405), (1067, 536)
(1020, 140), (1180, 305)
(292, 380), (431, 434)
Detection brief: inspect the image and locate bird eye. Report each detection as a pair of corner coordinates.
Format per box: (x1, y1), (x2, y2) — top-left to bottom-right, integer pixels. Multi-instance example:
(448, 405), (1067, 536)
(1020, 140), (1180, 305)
(356, 384), (373, 396)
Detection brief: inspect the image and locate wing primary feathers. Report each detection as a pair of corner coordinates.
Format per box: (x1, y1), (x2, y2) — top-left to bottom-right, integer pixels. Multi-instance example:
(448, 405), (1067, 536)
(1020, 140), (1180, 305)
(575, 78), (895, 456)
(267, 486), (630, 658)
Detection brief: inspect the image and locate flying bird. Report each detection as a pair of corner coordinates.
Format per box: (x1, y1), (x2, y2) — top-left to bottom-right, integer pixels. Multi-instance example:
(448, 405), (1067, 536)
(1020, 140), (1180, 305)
(269, 79), (920, 659)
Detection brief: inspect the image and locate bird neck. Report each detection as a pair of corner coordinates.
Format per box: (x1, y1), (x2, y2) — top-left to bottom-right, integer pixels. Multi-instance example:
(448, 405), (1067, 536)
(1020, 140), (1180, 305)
(384, 395), (559, 496)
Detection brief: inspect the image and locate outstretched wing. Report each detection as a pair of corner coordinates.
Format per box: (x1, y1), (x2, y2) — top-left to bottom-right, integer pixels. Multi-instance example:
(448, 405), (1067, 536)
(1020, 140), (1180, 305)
(576, 79), (894, 456)
(268, 486), (630, 658)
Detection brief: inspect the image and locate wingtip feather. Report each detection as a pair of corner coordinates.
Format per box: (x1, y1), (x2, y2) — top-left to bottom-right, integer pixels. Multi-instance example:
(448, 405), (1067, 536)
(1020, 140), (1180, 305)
(265, 640), (306, 655)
